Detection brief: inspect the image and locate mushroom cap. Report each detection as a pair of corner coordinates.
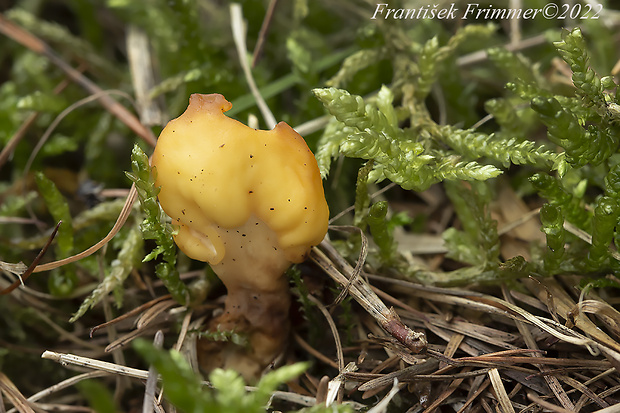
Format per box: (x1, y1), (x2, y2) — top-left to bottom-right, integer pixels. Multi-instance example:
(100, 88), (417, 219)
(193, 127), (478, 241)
(152, 93), (329, 266)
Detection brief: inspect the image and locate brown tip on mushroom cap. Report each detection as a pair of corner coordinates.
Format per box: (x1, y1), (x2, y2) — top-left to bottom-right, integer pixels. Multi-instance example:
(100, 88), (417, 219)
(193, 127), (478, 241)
(187, 93), (233, 114)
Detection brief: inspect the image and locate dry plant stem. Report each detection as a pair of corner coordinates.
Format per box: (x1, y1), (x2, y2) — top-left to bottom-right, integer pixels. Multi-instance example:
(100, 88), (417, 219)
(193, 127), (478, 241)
(502, 285), (575, 410)
(0, 373), (34, 413)
(328, 226), (368, 308)
(311, 241), (427, 354)
(33, 184), (137, 273)
(457, 32), (549, 67)
(307, 294), (344, 371)
(293, 334), (339, 369)
(366, 379), (402, 413)
(126, 25), (164, 126)
(0, 14), (156, 147)
(5, 372), (108, 413)
(90, 295), (172, 337)
(142, 331), (163, 413)
(41, 350), (345, 409)
(42, 351), (150, 380)
(251, 0), (278, 67)
(0, 221), (60, 295)
(230, 3), (277, 128)
(527, 393), (573, 413)
(488, 368), (515, 413)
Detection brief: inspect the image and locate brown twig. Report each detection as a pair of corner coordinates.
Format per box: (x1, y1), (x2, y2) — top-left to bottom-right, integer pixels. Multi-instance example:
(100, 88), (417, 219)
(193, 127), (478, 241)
(311, 241), (427, 354)
(0, 221), (61, 295)
(251, 0), (278, 68)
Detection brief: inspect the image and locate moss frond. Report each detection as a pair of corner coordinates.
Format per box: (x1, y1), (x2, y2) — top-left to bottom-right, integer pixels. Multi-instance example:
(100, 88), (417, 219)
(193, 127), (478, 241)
(126, 144), (189, 305)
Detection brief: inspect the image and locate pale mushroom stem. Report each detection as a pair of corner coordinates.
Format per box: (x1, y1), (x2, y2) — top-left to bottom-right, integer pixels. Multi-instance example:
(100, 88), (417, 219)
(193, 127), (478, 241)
(197, 215), (295, 381)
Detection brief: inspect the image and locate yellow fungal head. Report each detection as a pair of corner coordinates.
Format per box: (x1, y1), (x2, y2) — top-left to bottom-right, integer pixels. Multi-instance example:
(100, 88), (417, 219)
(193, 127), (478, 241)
(152, 94), (329, 285)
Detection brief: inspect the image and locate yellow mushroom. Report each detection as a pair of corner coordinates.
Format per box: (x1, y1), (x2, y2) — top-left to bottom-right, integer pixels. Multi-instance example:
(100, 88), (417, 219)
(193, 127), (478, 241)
(152, 93), (329, 381)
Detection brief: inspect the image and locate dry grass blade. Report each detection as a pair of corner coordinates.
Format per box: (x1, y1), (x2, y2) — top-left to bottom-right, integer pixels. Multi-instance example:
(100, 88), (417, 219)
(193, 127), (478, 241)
(366, 379), (401, 413)
(328, 225), (368, 308)
(251, 0), (278, 67)
(142, 330), (163, 413)
(33, 184), (137, 273)
(230, 3), (276, 129)
(357, 359), (439, 391)
(325, 362), (357, 406)
(90, 295), (172, 337)
(311, 241), (427, 353)
(488, 368), (514, 413)
(135, 299), (177, 330)
(0, 221), (60, 295)
(523, 277), (620, 353)
(0, 373), (34, 413)
(573, 299), (620, 339)
(126, 25), (164, 126)
(6, 372), (108, 413)
(307, 294), (344, 371)
(527, 392), (573, 413)
(41, 351), (150, 380)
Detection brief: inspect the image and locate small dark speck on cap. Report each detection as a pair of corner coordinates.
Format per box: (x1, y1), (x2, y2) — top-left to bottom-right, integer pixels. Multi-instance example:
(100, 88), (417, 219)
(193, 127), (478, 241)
(270, 207), (275, 210)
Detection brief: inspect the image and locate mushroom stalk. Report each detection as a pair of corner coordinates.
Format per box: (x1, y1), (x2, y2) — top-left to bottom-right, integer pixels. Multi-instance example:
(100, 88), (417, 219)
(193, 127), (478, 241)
(152, 94), (329, 381)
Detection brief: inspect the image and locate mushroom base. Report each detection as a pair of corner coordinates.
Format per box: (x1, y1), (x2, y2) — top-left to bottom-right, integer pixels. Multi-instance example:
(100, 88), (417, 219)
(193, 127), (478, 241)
(197, 281), (291, 383)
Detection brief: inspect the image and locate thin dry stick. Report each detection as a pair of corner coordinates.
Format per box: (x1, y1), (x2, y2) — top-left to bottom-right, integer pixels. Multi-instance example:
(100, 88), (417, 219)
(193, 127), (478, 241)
(42, 351), (150, 380)
(0, 373), (34, 413)
(293, 334), (338, 369)
(251, 0), (278, 67)
(527, 393), (573, 413)
(126, 25), (164, 126)
(42, 349), (345, 409)
(142, 331), (163, 413)
(307, 294), (344, 371)
(501, 285), (575, 411)
(456, 378), (491, 413)
(422, 368), (471, 413)
(0, 13), (156, 147)
(488, 368), (515, 413)
(174, 310), (193, 352)
(33, 184), (137, 273)
(230, 3), (277, 129)
(0, 222), (60, 295)
(90, 295), (172, 337)
(311, 241), (427, 354)
(6, 372), (108, 413)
